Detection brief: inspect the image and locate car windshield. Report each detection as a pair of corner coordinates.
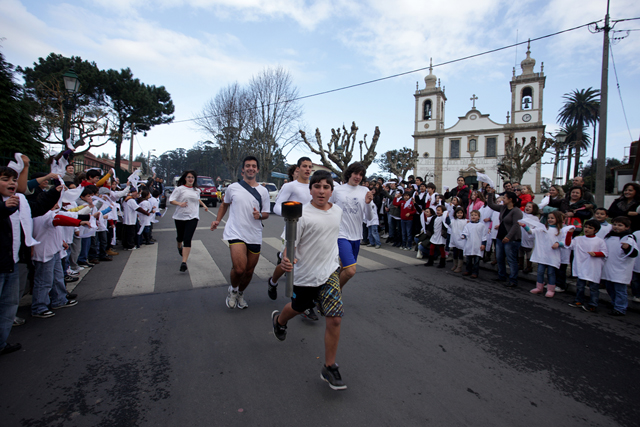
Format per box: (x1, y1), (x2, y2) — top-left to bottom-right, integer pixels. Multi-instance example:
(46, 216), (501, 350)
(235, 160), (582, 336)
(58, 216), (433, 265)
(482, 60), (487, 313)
(265, 184), (277, 192)
(198, 177), (215, 186)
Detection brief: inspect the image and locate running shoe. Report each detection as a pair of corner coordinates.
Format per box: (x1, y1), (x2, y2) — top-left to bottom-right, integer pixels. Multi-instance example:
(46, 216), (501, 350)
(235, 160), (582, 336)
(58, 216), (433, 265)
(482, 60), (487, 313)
(272, 310), (287, 341)
(568, 302), (583, 308)
(267, 279), (277, 300)
(582, 305), (598, 313)
(236, 292), (248, 309)
(321, 364), (347, 390)
(226, 286), (238, 309)
(32, 310), (55, 318)
(13, 317), (25, 327)
(52, 300), (78, 309)
(180, 262), (188, 272)
(302, 307), (319, 321)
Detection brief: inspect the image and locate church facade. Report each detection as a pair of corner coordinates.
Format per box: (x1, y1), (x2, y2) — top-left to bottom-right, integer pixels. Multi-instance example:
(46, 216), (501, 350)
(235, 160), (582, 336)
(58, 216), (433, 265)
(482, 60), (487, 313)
(413, 45), (546, 193)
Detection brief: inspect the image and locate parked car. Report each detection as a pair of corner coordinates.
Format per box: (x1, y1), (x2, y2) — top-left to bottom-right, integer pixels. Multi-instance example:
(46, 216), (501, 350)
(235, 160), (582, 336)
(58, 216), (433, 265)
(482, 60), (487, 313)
(260, 182), (278, 212)
(198, 176), (218, 207)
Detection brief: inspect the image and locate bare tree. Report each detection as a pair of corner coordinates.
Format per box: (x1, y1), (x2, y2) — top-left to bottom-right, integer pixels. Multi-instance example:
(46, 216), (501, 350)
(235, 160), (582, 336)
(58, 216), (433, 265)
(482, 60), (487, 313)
(299, 122), (380, 177)
(497, 134), (554, 184)
(194, 82), (252, 180)
(376, 148), (419, 180)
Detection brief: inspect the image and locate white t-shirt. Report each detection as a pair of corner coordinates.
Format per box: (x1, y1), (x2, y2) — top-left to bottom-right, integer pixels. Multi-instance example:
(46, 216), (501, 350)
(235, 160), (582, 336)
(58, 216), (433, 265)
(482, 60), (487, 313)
(273, 180), (312, 216)
(570, 236), (608, 283)
(222, 182), (270, 245)
(292, 203), (343, 287)
(596, 221), (612, 239)
(329, 183), (373, 241)
(461, 221), (490, 257)
(601, 234), (638, 284)
(32, 211), (65, 263)
(449, 218), (467, 250)
(170, 185), (201, 221)
(123, 198), (139, 225)
(138, 200), (152, 227)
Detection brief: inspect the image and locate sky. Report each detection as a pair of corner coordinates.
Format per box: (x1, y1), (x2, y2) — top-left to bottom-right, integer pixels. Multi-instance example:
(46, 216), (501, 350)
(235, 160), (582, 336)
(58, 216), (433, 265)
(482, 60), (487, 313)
(1, 0), (639, 182)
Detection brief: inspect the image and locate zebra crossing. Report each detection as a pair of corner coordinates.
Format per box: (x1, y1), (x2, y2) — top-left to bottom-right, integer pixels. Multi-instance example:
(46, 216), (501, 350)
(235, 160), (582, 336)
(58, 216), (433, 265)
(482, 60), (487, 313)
(104, 235), (424, 298)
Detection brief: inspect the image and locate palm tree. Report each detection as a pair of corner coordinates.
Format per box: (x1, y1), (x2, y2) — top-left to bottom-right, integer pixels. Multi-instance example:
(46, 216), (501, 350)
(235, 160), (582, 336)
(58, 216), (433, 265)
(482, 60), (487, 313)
(560, 123), (590, 182)
(557, 88), (600, 179)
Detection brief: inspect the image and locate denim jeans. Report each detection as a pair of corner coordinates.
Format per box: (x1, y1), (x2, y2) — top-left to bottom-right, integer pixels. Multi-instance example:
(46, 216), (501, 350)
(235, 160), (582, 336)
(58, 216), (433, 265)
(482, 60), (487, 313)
(32, 253), (68, 315)
(69, 236), (81, 269)
(89, 235), (99, 260)
(556, 264), (568, 288)
(603, 280), (628, 313)
(466, 255), (480, 275)
(362, 223), (369, 243)
(78, 237), (91, 263)
(97, 231), (108, 258)
(536, 263), (556, 285)
(495, 239), (521, 284)
(0, 265), (20, 350)
(575, 278), (600, 307)
(390, 217), (401, 244)
(368, 225), (381, 246)
(401, 220), (413, 247)
(631, 272), (640, 298)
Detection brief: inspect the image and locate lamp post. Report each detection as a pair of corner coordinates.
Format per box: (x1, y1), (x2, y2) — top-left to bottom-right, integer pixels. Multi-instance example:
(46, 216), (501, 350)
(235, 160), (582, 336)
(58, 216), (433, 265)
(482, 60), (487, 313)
(61, 69), (80, 147)
(553, 130), (567, 185)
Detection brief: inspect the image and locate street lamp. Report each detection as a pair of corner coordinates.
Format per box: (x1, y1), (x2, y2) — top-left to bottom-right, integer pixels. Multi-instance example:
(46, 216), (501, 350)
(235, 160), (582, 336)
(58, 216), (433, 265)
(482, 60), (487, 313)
(554, 130), (568, 185)
(61, 69), (80, 146)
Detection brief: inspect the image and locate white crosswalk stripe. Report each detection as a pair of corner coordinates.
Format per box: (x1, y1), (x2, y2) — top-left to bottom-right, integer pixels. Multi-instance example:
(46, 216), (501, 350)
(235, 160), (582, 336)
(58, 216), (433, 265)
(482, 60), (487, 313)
(220, 240), (278, 281)
(187, 240), (228, 288)
(359, 245), (424, 266)
(113, 244), (158, 297)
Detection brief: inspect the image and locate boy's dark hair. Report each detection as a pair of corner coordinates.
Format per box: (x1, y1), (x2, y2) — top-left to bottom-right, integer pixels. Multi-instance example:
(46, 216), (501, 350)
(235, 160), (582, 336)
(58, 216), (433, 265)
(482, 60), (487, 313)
(425, 207), (436, 217)
(86, 169), (102, 180)
(81, 185), (98, 197)
(584, 219), (601, 232)
(297, 157), (312, 167)
(177, 170), (198, 189)
(612, 216), (631, 228)
(0, 166), (18, 179)
(343, 162), (366, 183)
(152, 190), (160, 198)
(470, 209), (481, 218)
(504, 191), (521, 208)
(526, 202), (539, 216)
(426, 182), (436, 191)
(287, 164), (297, 181)
(454, 206), (466, 218)
(309, 170), (333, 190)
(595, 207), (608, 215)
(242, 156), (259, 169)
(139, 190), (150, 200)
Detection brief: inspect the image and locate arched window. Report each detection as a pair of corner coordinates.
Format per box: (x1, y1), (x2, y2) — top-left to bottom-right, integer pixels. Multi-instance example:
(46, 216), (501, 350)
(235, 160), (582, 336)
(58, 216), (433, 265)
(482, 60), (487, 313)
(521, 87), (533, 110)
(423, 100), (432, 120)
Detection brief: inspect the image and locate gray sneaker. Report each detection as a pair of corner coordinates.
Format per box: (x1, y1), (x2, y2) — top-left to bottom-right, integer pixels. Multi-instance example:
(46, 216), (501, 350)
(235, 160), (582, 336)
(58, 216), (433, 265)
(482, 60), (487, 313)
(321, 364), (347, 390)
(226, 287), (238, 309)
(236, 291), (248, 309)
(272, 310), (287, 341)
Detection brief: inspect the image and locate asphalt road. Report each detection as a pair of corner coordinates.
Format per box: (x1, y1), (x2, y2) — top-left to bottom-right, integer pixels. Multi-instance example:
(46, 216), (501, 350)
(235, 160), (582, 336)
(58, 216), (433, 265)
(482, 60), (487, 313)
(2, 205), (640, 427)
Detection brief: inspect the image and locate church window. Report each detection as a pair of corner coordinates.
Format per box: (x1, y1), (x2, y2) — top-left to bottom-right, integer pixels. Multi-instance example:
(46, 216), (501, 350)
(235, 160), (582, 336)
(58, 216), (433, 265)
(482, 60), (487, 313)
(450, 139), (460, 159)
(521, 87), (533, 110)
(486, 137), (497, 157)
(468, 138), (477, 152)
(423, 100), (432, 120)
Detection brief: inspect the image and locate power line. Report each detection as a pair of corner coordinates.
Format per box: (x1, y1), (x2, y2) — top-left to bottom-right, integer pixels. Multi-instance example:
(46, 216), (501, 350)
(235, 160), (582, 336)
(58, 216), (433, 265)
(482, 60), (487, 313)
(170, 19), (603, 125)
(609, 42), (634, 143)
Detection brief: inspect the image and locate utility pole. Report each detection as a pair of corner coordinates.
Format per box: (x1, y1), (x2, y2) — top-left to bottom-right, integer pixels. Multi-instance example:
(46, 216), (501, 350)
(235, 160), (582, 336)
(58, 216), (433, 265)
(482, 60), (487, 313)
(595, 0), (610, 208)
(129, 123), (135, 173)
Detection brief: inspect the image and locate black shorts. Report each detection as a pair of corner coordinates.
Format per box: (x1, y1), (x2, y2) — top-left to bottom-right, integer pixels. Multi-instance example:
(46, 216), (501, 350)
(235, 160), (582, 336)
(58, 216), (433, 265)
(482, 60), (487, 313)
(291, 270), (343, 317)
(228, 239), (261, 254)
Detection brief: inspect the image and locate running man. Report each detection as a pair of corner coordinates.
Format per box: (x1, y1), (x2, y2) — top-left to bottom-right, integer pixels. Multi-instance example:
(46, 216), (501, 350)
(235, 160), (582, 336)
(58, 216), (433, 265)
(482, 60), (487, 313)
(268, 157), (316, 317)
(271, 170), (347, 390)
(329, 162), (374, 288)
(210, 156), (270, 309)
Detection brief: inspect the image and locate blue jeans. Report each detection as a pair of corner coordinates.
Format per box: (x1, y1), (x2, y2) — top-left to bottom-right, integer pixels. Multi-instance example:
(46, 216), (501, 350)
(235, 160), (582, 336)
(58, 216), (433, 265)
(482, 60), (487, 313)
(575, 278), (600, 307)
(97, 230), (108, 258)
(603, 280), (628, 313)
(466, 255), (480, 275)
(0, 265), (20, 350)
(368, 225), (381, 246)
(495, 240), (521, 284)
(78, 237), (91, 263)
(401, 220), (413, 247)
(536, 263), (556, 285)
(390, 217), (401, 244)
(32, 253), (68, 315)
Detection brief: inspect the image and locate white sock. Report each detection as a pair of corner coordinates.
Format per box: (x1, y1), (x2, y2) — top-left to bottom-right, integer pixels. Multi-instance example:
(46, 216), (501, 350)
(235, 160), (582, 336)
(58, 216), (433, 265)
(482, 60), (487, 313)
(232, 286), (239, 292)
(269, 278), (278, 287)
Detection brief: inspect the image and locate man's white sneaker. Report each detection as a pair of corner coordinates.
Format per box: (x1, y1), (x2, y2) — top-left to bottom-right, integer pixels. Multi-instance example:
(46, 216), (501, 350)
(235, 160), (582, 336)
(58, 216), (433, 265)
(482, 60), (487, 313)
(226, 287), (238, 309)
(236, 291), (248, 309)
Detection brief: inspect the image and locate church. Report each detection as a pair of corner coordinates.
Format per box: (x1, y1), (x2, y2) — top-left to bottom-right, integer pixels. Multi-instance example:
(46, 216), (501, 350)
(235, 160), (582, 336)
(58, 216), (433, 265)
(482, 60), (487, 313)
(413, 43), (546, 193)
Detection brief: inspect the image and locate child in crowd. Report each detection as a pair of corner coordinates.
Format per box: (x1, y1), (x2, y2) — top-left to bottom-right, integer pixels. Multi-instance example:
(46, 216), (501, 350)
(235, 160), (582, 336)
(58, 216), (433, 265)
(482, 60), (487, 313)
(518, 185), (534, 211)
(568, 219), (607, 312)
(416, 207), (435, 260)
(461, 210), (489, 278)
(76, 185), (99, 267)
(137, 190), (154, 246)
(449, 207), (467, 273)
(601, 216), (638, 316)
(425, 205), (449, 268)
(366, 200), (381, 249)
(519, 202), (539, 273)
(486, 195), (502, 264)
(522, 211), (572, 298)
(594, 208), (611, 239)
(394, 190), (416, 250)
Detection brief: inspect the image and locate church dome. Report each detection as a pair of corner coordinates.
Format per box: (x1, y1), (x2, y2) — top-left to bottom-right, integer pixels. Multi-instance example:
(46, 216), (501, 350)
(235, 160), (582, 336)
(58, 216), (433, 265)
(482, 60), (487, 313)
(424, 58), (437, 89)
(520, 41), (536, 75)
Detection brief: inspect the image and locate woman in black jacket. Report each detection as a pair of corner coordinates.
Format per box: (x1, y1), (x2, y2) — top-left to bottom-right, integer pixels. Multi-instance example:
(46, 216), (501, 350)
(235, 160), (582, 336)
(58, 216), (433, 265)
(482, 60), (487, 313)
(608, 182), (640, 231)
(444, 176), (470, 209)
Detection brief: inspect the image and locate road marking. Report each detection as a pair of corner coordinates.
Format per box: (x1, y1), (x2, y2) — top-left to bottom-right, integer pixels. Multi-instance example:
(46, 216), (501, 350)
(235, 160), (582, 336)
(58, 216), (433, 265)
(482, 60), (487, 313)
(188, 240), (228, 288)
(113, 245), (158, 297)
(359, 245), (423, 265)
(153, 226), (221, 232)
(221, 240), (277, 281)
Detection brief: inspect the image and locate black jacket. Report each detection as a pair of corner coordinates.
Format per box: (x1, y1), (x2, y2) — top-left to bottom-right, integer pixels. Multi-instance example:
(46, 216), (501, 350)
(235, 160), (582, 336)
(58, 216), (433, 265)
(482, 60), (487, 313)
(1, 188), (61, 273)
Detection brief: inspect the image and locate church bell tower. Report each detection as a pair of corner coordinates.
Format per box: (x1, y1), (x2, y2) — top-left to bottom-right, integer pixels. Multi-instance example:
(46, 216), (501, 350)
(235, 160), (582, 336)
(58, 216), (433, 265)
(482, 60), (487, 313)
(510, 41), (545, 126)
(415, 59), (447, 134)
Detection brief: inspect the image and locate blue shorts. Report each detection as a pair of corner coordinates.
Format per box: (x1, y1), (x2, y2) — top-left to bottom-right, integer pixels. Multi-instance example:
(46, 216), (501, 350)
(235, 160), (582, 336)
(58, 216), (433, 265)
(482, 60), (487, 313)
(338, 238), (360, 268)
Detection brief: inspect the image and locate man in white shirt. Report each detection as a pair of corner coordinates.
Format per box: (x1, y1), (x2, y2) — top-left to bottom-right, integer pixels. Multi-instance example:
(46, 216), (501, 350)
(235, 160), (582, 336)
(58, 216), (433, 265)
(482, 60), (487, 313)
(271, 170), (347, 390)
(268, 157), (315, 315)
(210, 156), (270, 310)
(329, 162), (373, 288)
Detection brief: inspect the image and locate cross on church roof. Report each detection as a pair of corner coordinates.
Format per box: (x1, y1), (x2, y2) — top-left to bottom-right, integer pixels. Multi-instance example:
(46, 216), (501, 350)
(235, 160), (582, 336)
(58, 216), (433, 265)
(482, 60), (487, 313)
(470, 94), (478, 109)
